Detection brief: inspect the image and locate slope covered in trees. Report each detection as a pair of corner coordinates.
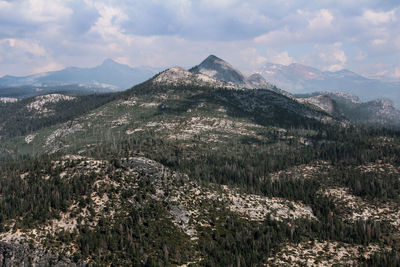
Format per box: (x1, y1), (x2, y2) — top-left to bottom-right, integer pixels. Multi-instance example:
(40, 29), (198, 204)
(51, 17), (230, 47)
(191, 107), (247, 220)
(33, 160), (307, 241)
(0, 71), (399, 265)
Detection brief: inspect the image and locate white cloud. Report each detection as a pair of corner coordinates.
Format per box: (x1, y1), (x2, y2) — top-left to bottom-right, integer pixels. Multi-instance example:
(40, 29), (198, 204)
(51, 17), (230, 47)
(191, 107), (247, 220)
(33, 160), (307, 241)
(254, 9), (335, 47)
(267, 51), (295, 65)
(27, 0), (73, 22)
(88, 4), (131, 45)
(396, 36), (400, 49)
(0, 38), (61, 76)
(254, 27), (296, 46)
(362, 9), (396, 25)
(307, 9), (334, 29)
(199, 0), (238, 9)
(0, 0), (398, 81)
(238, 48), (268, 69)
(355, 50), (367, 61)
(394, 66), (400, 78)
(0, 38), (46, 57)
(316, 42), (347, 71)
(32, 61), (64, 74)
(371, 38), (387, 46)
(325, 64), (344, 72)
(0, 0), (73, 24)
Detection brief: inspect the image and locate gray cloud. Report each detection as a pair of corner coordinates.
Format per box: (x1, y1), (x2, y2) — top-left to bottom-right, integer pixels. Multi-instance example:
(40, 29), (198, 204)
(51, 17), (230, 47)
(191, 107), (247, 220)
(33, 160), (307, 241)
(0, 0), (398, 80)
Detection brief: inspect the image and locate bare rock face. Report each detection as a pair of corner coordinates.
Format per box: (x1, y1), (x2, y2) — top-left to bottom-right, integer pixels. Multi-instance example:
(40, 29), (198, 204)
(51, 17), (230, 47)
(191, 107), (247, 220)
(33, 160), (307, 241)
(0, 242), (80, 266)
(152, 66), (238, 89)
(298, 95), (338, 115)
(190, 55), (248, 87)
(326, 91), (361, 104)
(247, 73), (271, 89)
(297, 92), (400, 127)
(361, 98), (400, 125)
(189, 55), (293, 93)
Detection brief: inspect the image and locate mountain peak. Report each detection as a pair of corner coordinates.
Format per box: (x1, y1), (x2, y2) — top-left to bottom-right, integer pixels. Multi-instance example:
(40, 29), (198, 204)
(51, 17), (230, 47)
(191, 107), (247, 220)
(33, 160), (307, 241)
(190, 55), (247, 86)
(204, 54), (221, 61)
(152, 66), (238, 89)
(195, 55), (234, 69)
(101, 58), (122, 67)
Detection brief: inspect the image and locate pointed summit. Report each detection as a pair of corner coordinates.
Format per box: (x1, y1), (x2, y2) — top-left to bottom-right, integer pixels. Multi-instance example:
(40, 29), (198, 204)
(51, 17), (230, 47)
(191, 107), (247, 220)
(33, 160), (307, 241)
(152, 66), (238, 89)
(102, 58), (117, 64)
(190, 55), (248, 86)
(100, 58), (125, 68)
(203, 54), (220, 61)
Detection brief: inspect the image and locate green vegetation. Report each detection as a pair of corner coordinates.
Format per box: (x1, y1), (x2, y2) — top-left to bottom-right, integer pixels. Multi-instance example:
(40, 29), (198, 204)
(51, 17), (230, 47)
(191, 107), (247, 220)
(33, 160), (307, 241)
(0, 92), (117, 138)
(0, 81), (400, 265)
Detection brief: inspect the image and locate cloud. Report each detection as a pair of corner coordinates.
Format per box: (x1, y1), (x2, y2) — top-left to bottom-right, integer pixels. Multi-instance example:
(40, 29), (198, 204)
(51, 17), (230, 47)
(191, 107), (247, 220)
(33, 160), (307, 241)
(88, 4), (131, 45)
(0, 37), (58, 76)
(362, 9), (396, 25)
(355, 50), (367, 61)
(307, 9), (334, 29)
(371, 38), (387, 46)
(0, 0), (398, 79)
(267, 51), (295, 65)
(0, 38), (46, 57)
(254, 8), (337, 47)
(394, 67), (400, 78)
(316, 42), (347, 71)
(32, 61), (64, 74)
(254, 27), (296, 47)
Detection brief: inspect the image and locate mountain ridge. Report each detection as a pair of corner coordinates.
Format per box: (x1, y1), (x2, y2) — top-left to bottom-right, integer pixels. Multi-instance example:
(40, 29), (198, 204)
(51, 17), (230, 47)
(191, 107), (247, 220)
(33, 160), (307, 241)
(190, 55), (275, 90)
(257, 62), (400, 107)
(0, 59), (159, 90)
(297, 91), (400, 127)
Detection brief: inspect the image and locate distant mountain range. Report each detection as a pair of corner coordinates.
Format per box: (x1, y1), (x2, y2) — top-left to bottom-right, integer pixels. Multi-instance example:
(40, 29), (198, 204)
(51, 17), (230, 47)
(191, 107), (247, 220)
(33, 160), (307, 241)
(297, 91), (400, 127)
(256, 62), (400, 107)
(0, 59), (159, 91)
(152, 55), (400, 128)
(2, 56), (399, 109)
(1, 55), (399, 128)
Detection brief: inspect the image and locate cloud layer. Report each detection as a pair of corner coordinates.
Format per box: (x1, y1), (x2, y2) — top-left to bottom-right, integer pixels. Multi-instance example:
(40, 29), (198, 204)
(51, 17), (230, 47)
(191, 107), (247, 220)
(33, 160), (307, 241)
(0, 0), (399, 79)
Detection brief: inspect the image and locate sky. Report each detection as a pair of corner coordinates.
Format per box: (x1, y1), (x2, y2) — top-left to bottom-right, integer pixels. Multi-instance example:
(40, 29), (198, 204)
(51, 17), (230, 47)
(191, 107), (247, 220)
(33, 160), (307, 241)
(0, 0), (399, 79)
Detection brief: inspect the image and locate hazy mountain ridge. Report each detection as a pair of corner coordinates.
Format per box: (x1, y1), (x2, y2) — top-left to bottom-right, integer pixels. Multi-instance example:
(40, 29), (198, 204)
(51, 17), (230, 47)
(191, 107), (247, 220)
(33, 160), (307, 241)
(0, 59), (159, 92)
(297, 91), (400, 127)
(257, 62), (400, 107)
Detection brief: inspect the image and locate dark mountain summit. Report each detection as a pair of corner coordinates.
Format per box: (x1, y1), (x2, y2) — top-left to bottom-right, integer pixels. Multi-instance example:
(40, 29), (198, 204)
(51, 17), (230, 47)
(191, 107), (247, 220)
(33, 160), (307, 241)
(189, 55), (248, 86)
(190, 55), (277, 89)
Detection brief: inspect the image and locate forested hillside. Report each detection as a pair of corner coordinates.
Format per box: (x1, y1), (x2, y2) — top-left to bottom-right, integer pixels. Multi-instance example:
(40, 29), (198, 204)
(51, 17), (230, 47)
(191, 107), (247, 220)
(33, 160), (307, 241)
(0, 67), (399, 266)
(0, 93), (118, 139)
